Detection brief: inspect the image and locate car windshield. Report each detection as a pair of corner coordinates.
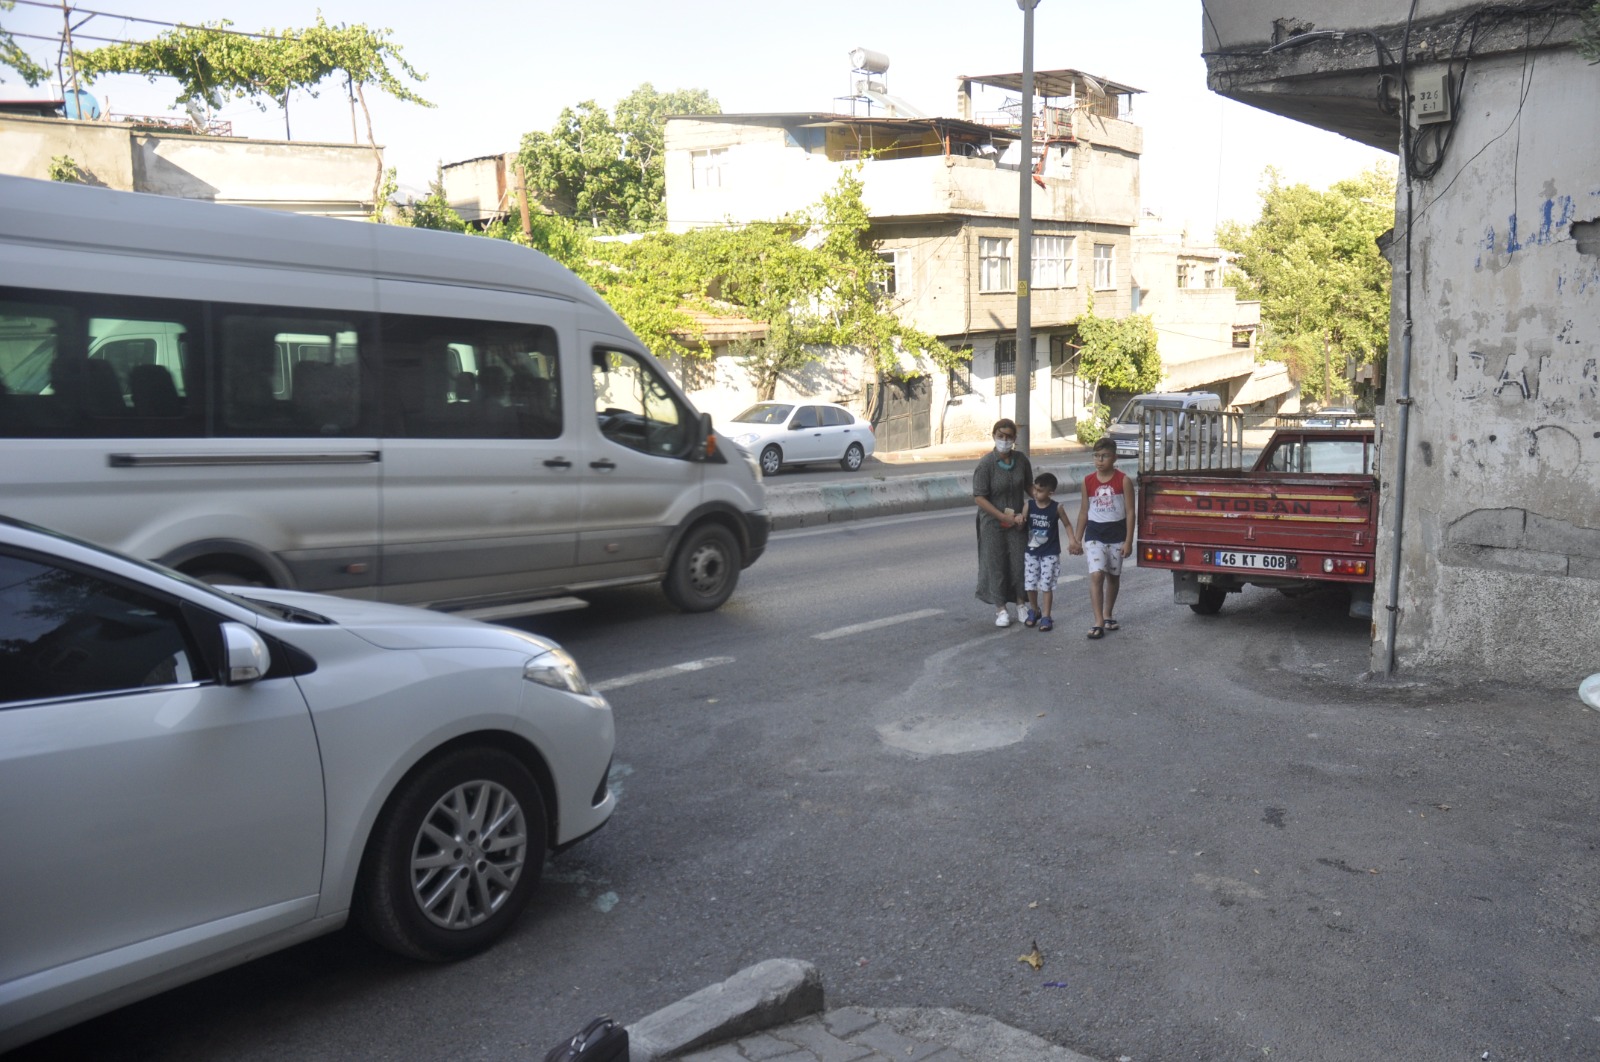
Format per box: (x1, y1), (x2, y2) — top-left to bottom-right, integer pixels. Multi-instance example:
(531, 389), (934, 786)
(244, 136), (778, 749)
(732, 403), (794, 425)
(1113, 398), (1182, 426)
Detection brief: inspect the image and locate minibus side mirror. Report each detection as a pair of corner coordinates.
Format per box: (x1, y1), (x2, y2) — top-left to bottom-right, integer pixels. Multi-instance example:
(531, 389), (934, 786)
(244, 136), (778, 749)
(695, 411), (717, 461)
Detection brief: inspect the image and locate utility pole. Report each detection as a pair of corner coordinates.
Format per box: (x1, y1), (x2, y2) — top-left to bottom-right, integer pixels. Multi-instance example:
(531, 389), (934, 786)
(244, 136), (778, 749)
(1015, 0), (1040, 451)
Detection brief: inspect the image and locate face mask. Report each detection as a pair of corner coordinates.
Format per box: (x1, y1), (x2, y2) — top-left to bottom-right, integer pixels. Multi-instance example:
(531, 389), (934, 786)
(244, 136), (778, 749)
(994, 437), (1014, 453)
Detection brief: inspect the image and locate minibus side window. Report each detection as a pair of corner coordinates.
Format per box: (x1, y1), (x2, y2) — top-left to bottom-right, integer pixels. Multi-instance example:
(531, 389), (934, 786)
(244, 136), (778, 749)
(218, 311), (369, 437)
(0, 288), (202, 438)
(380, 315), (561, 440)
(592, 348), (693, 458)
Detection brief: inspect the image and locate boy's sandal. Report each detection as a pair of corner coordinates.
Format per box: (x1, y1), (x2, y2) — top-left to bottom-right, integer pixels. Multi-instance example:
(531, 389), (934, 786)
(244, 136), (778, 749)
(1103, 618), (1121, 631)
(1038, 617), (1054, 632)
(1023, 609), (1038, 628)
(1087, 625), (1105, 639)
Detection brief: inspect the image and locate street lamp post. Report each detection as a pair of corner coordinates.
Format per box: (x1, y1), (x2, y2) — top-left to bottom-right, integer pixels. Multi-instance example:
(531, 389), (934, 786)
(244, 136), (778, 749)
(1015, 0), (1039, 452)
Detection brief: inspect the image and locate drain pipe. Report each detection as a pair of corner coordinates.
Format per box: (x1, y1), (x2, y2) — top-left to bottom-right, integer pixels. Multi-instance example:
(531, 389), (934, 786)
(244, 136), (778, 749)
(1384, 5), (1420, 676)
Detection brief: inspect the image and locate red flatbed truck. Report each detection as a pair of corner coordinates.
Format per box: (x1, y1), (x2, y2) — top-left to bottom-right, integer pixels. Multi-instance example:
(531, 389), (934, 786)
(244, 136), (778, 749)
(1133, 411), (1379, 618)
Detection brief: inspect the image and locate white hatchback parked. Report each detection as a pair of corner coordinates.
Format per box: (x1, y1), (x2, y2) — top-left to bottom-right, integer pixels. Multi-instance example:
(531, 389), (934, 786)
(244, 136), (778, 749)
(727, 401), (876, 476)
(0, 517), (616, 1052)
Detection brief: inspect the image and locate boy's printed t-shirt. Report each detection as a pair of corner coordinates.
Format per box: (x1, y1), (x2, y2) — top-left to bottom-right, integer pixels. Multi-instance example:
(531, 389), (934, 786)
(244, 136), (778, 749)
(1083, 468), (1129, 543)
(1026, 498), (1062, 556)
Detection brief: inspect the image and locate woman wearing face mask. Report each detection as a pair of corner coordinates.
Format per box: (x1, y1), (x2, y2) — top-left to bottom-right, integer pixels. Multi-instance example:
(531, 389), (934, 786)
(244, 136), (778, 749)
(972, 417), (1033, 626)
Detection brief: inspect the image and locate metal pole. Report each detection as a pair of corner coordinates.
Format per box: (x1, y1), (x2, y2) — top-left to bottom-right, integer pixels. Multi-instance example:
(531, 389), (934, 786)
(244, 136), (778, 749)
(1015, 0), (1039, 452)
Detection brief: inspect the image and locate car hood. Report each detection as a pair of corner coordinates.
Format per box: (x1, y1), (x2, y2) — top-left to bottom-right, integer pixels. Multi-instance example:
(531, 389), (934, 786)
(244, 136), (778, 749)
(228, 587), (558, 653)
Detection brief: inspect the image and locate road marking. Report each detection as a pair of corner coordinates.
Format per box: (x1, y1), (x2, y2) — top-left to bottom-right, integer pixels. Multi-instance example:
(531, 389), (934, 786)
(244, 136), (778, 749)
(813, 608), (946, 640)
(593, 656), (734, 692)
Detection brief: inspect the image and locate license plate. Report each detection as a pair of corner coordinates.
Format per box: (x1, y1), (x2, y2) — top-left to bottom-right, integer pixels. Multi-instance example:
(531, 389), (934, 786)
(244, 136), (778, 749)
(1214, 551), (1289, 571)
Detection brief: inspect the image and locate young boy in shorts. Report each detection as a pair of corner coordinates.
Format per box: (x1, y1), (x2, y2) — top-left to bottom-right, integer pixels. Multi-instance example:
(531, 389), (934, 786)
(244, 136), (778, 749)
(1071, 437), (1136, 639)
(1021, 472), (1079, 632)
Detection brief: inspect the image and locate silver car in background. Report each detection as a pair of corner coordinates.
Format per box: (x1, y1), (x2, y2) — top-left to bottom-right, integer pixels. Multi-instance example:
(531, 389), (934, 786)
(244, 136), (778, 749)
(0, 517), (616, 1051)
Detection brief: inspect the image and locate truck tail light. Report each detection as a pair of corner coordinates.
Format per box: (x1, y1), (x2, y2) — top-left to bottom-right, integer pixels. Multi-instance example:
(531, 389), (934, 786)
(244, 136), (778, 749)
(1142, 546), (1183, 563)
(1322, 558), (1369, 575)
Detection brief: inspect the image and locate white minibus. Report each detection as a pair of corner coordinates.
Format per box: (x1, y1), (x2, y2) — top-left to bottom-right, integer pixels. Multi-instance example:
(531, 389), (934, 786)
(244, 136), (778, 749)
(0, 175), (769, 614)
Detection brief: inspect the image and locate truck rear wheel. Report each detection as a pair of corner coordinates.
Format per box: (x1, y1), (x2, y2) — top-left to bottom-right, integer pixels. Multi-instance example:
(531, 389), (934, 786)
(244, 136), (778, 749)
(1190, 586), (1226, 615)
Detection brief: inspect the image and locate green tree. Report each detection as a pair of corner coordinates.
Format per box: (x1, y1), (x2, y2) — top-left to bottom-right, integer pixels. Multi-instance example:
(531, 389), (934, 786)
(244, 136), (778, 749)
(1218, 165), (1395, 404)
(404, 169), (467, 232)
(1, 1), (49, 85)
(72, 16), (430, 117)
(1069, 297), (1161, 442)
(518, 84), (719, 233)
(546, 168), (966, 397)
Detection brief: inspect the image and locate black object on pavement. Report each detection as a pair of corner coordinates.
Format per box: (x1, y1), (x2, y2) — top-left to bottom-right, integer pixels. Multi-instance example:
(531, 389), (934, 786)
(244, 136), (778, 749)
(542, 1016), (628, 1062)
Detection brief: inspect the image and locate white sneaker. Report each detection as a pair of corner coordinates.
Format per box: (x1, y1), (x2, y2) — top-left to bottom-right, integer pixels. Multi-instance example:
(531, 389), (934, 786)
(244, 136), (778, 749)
(995, 610), (1012, 627)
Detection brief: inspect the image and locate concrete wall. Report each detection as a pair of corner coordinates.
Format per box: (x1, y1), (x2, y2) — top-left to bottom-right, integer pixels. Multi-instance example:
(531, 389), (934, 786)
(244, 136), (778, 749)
(442, 154), (516, 223)
(1374, 45), (1600, 684)
(0, 114), (380, 216)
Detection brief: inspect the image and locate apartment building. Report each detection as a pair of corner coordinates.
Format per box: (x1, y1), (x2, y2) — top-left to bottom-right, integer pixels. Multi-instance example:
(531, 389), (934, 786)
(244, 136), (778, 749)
(665, 69), (1265, 446)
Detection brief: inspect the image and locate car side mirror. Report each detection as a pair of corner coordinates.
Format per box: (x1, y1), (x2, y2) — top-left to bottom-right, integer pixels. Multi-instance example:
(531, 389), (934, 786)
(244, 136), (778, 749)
(220, 622), (269, 684)
(695, 411), (715, 460)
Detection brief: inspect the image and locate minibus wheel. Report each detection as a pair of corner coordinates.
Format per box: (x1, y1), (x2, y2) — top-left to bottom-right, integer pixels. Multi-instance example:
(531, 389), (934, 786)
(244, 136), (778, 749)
(663, 524), (740, 612)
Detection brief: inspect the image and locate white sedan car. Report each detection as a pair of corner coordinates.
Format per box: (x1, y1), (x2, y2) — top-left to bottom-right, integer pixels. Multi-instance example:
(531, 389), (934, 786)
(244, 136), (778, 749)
(727, 401), (876, 475)
(0, 517), (616, 1052)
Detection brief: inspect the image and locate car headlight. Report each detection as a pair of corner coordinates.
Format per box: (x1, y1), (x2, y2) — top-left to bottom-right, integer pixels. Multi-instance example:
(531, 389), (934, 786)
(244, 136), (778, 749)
(523, 646), (593, 695)
(732, 432), (760, 446)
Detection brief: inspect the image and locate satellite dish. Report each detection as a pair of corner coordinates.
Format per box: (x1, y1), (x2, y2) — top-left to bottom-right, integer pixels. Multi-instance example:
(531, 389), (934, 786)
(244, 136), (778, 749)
(185, 98), (207, 129)
(62, 89), (100, 120)
(1079, 74), (1106, 97)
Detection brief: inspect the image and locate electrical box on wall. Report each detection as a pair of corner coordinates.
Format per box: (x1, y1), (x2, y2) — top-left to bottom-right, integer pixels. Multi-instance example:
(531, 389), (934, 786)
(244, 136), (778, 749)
(1411, 71), (1452, 124)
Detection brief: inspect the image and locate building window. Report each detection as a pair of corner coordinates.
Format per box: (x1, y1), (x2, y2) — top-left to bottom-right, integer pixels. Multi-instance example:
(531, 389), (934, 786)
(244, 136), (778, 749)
(993, 336), (1036, 396)
(874, 250), (905, 298)
(948, 361), (972, 397)
(980, 237), (1013, 293)
(691, 148), (727, 190)
(1093, 243), (1115, 291)
(1233, 327), (1255, 349)
(1204, 268), (1217, 288)
(1033, 235), (1074, 289)
(995, 337), (1016, 396)
(1176, 263), (1190, 289)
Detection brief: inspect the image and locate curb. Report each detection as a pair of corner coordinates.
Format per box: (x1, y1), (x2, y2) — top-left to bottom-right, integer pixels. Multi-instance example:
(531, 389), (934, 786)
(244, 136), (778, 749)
(626, 958), (824, 1061)
(618, 961), (1104, 1062)
(765, 459), (1101, 532)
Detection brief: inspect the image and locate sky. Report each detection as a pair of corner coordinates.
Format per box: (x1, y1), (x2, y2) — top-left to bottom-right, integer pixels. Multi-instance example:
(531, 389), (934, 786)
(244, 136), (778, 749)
(3, 0), (1398, 238)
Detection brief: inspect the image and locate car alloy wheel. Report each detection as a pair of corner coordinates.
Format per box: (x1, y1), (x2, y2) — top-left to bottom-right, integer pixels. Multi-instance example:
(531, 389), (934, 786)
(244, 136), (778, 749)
(841, 442), (865, 471)
(760, 445), (782, 476)
(357, 748), (547, 960)
(409, 777), (528, 931)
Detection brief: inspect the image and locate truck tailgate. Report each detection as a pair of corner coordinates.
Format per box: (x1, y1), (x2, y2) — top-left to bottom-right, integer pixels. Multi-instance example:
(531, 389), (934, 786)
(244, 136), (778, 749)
(1140, 472), (1377, 553)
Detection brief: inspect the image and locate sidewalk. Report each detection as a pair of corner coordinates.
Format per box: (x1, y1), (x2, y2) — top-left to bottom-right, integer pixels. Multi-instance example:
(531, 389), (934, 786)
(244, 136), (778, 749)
(618, 959), (1101, 1062)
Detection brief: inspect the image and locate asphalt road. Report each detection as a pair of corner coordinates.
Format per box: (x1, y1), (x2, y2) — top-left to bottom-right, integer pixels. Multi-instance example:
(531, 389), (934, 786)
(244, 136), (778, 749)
(18, 509), (1600, 1062)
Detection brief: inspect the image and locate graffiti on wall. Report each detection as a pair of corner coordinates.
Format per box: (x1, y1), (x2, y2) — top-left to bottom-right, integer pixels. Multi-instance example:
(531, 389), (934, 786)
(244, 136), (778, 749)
(1475, 193), (1600, 294)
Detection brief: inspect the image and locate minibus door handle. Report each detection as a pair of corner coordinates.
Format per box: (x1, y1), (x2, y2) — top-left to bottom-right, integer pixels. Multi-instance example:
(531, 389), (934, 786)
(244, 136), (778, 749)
(543, 457), (573, 469)
(589, 459), (617, 472)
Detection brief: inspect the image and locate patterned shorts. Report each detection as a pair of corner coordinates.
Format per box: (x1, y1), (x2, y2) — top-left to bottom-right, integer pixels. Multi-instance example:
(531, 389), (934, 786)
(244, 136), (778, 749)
(1024, 553), (1061, 591)
(1084, 540), (1124, 576)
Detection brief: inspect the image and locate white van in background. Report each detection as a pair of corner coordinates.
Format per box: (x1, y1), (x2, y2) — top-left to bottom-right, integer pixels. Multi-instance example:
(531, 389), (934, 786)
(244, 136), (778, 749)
(1106, 391), (1224, 460)
(0, 175), (769, 614)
